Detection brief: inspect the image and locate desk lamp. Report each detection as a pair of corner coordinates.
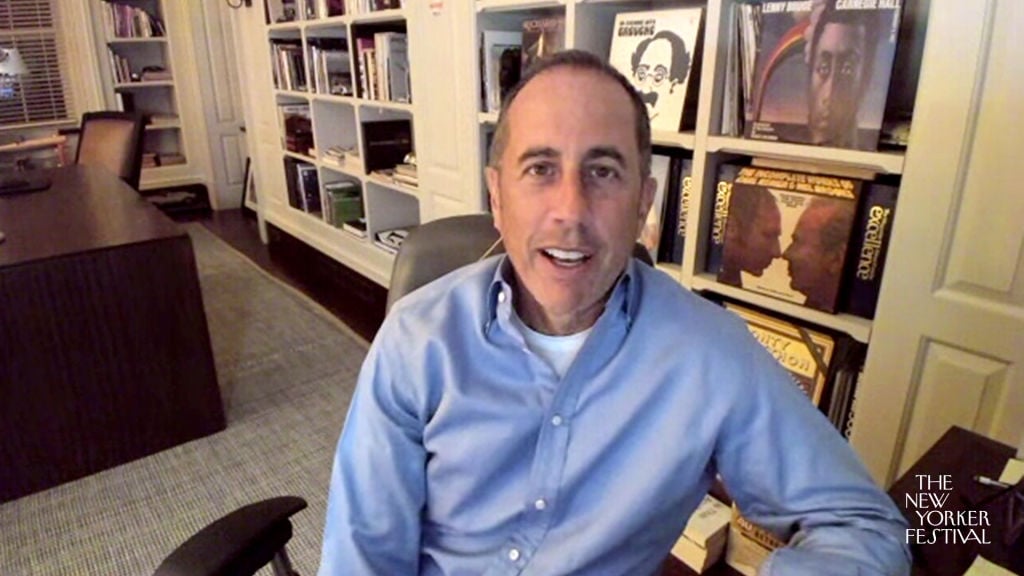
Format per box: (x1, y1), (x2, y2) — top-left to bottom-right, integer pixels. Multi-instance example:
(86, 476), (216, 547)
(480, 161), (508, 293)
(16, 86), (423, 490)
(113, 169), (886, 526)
(0, 46), (52, 243)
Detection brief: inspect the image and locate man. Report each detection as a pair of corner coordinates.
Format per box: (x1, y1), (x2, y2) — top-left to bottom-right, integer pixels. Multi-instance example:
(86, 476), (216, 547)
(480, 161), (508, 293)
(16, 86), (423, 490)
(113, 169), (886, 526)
(630, 30), (690, 127)
(718, 187), (783, 287)
(804, 3), (880, 148)
(784, 197), (856, 310)
(319, 50), (909, 575)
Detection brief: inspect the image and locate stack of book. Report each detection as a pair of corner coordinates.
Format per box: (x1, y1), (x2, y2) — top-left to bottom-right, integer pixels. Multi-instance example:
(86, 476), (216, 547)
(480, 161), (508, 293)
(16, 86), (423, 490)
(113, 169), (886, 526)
(373, 228), (408, 255)
(278, 103), (314, 156)
(670, 494), (731, 573)
(309, 39), (352, 96)
(271, 40), (307, 92)
(100, 2), (165, 38)
(321, 145), (357, 168)
(324, 180), (363, 229)
(724, 507), (784, 576)
(354, 32), (410, 103)
(392, 162), (417, 188)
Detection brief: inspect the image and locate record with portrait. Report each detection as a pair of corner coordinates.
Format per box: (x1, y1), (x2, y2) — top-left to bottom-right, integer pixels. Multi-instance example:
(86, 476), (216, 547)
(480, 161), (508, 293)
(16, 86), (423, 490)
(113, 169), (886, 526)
(744, 0), (903, 151)
(718, 167), (860, 313)
(608, 8), (704, 133)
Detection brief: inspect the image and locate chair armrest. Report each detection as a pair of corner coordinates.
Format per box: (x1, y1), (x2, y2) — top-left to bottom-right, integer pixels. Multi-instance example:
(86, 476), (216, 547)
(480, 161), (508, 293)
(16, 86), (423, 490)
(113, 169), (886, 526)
(154, 496), (308, 576)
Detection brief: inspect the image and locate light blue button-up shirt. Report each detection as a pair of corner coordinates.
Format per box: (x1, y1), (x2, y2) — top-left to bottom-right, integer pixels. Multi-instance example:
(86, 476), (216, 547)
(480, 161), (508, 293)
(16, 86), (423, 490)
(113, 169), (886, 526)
(319, 256), (910, 575)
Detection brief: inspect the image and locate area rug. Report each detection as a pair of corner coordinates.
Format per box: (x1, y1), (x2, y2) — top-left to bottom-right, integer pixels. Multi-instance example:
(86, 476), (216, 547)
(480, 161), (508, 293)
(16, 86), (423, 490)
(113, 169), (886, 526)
(0, 223), (368, 575)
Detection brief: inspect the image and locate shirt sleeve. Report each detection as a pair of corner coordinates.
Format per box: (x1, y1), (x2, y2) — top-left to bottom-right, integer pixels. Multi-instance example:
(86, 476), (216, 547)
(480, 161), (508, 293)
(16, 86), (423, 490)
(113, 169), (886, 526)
(318, 329), (427, 576)
(713, 342), (911, 576)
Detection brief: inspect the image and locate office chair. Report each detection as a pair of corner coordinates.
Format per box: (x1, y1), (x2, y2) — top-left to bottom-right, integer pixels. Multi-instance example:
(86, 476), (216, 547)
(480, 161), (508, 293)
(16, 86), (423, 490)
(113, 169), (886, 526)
(154, 214), (652, 576)
(387, 212), (654, 313)
(153, 496), (307, 576)
(75, 111), (145, 191)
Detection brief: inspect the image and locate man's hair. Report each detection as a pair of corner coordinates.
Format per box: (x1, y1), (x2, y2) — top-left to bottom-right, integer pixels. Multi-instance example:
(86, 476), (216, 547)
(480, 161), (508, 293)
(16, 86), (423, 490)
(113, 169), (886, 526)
(804, 198), (854, 258)
(630, 31), (690, 85)
(808, 5), (882, 91)
(728, 187), (776, 234)
(487, 49), (652, 178)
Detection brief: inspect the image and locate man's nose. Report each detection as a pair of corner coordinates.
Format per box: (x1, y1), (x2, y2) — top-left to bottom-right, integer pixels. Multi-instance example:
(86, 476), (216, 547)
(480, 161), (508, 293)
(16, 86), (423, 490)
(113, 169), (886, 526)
(550, 171), (588, 222)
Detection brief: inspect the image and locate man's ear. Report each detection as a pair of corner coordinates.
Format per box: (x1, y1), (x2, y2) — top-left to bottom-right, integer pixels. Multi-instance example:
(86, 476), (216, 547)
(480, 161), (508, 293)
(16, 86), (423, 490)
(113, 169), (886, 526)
(485, 166), (503, 232)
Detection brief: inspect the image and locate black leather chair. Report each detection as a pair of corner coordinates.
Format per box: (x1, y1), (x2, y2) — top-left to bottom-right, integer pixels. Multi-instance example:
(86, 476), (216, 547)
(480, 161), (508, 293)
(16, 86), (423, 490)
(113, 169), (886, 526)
(75, 111), (145, 191)
(153, 497), (307, 576)
(153, 214), (653, 576)
(387, 212), (654, 312)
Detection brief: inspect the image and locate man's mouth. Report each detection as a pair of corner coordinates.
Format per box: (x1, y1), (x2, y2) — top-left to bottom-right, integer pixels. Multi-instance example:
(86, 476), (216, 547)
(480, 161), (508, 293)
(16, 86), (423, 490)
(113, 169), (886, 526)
(541, 247), (591, 267)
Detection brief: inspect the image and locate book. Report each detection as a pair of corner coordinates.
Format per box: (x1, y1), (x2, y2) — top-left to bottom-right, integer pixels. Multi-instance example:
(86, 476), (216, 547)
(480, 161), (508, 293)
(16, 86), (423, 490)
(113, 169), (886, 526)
(704, 162), (746, 276)
(296, 163), (321, 214)
(840, 181), (898, 319)
(341, 217), (367, 238)
(520, 17), (564, 74)
(659, 157), (693, 265)
(361, 119), (413, 173)
(718, 166), (861, 313)
(724, 507), (785, 576)
(639, 154), (672, 263)
(278, 103), (314, 156)
(722, 300), (836, 406)
(607, 8), (704, 133)
(325, 181), (362, 226)
(745, 0), (904, 151)
(480, 30), (522, 113)
(670, 494), (731, 573)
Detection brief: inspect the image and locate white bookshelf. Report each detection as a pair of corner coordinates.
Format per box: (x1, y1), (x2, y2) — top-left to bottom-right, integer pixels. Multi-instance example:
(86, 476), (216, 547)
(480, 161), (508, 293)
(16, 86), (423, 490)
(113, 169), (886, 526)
(460, 0), (935, 477)
(258, 5), (421, 282)
(88, 0), (199, 190)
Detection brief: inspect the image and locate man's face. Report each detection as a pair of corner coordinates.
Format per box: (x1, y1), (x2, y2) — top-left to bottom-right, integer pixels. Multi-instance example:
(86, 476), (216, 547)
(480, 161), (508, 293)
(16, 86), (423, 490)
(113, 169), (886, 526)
(783, 203), (838, 300)
(808, 22), (867, 145)
(738, 197), (782, 276)
(635, 38), (675, 122)
(486, 67), (655, 335)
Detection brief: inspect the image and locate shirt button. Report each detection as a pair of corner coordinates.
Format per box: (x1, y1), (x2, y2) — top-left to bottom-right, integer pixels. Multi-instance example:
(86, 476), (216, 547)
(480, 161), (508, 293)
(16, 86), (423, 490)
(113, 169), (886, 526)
(498, 291), (506, 303)
(508, 548), (520, 562)
(534, 498), (547, 511)
(551, 415), (563, 427)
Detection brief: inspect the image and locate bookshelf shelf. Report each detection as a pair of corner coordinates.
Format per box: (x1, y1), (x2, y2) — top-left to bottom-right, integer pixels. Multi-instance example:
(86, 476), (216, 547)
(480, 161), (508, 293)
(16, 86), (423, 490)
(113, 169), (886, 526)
(90, 0), (197, 191)
(691, 274), (873, 343)
(284, 150), (317, 164)
(257, 4), (418, 288)
(358, 99), (414, 114)
(366, 173), (419, 199)
(145, 123), (180, 131)
(652, 131), (696, 150)
(705, 136), (906, 175)
(107, 37), (166, 44)
(351, 9), (406, 24)
(477, 0), (564, 13)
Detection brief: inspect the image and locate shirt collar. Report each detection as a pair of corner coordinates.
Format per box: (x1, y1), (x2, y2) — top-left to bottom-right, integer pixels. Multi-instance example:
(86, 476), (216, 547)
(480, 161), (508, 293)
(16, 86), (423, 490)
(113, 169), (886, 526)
(485, 255), (642, 331)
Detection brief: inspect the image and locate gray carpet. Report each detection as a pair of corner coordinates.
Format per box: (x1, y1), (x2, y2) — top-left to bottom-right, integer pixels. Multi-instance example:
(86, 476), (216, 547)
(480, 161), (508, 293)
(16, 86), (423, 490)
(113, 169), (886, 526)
(0, 223), (368, 575)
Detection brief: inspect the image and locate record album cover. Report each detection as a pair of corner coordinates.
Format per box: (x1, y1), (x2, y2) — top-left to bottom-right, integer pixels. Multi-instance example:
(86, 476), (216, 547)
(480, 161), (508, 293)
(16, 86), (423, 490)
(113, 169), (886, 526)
(718, 167), (861, 312)
(608, 8), (704, 133)
(745, 0), (903, 151)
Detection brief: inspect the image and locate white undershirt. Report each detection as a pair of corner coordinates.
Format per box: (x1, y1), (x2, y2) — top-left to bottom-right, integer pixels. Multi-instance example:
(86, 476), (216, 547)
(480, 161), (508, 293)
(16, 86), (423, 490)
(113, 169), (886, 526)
(510, 310), (592, 379)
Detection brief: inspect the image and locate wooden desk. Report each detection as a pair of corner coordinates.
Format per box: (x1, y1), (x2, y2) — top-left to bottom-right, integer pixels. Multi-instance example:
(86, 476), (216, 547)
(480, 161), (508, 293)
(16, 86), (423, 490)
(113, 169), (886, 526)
(889, 427), (1023, 575)
(0, 165), (225, 502)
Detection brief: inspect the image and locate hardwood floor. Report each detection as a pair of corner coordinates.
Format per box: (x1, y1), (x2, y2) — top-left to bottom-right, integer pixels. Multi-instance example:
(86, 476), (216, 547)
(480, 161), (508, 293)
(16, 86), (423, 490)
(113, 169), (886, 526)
(189, 209), (387, 342)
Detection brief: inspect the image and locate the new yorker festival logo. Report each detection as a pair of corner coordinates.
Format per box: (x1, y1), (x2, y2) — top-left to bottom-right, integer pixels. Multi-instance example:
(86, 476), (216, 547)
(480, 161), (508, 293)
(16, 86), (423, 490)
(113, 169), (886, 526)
(906, 475), (991, 544)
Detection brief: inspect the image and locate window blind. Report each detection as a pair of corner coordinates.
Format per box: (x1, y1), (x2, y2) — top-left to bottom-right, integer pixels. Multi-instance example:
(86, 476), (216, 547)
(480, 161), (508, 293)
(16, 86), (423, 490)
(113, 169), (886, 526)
(0, 0), (74, 128)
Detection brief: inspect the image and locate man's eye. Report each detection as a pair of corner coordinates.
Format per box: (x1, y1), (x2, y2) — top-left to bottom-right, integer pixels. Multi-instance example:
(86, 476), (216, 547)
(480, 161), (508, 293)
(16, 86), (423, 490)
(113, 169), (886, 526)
(525, 163), (553, 178)
(587, 165), (619, 181)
